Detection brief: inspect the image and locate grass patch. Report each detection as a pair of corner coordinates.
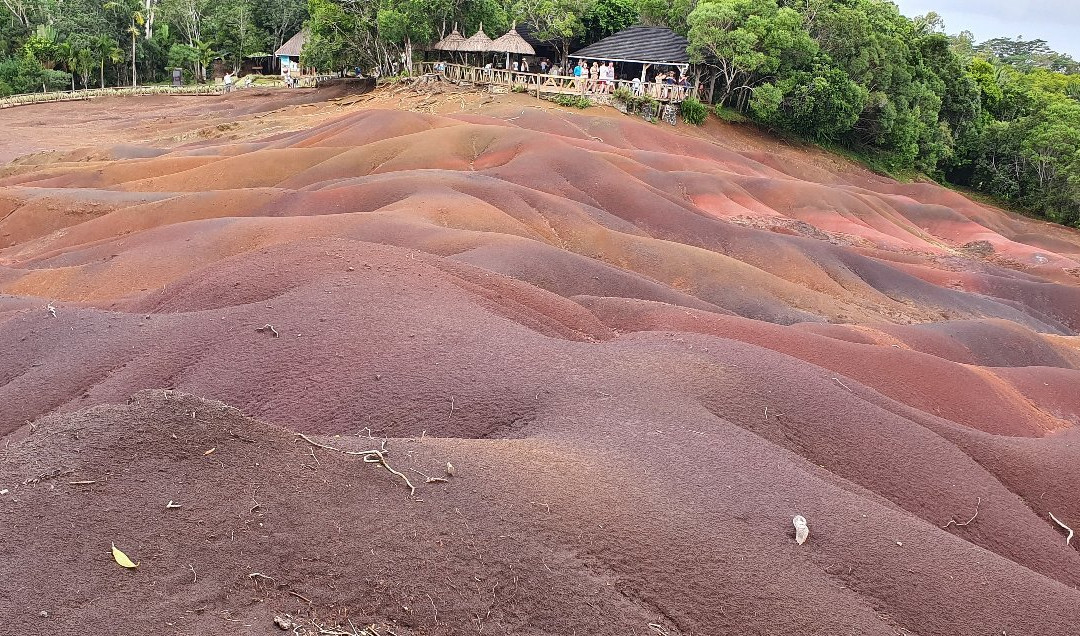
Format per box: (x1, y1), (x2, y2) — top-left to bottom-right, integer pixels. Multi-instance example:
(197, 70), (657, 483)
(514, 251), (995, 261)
(713, 105), (750, 123)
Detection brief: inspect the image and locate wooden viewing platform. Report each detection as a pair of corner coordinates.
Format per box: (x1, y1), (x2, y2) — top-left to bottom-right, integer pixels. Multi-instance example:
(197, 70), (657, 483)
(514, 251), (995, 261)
(413, 62), (697, 103)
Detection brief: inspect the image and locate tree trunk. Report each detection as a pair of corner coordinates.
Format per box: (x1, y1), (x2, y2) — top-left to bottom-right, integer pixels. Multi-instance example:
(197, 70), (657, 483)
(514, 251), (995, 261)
(145, 0), (155, 39)
(132, 35), (137, 87)
(101, 61), (105, 88)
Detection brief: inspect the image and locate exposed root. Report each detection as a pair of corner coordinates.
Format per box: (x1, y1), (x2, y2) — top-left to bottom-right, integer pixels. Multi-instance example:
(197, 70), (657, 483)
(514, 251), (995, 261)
(1049, 512), (1074, 546)
(296, 433), (416, 496)
(943, 497), (981, 529)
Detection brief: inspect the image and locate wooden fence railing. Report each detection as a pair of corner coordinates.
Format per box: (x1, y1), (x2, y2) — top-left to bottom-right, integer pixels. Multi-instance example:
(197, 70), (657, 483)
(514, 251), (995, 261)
(0, 84), (226, 110)
(413, 62), (696, 103)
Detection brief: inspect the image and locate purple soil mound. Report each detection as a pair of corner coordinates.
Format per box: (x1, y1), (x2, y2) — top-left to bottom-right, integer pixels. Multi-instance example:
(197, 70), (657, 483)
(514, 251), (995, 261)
(2, 100), (1079, 635)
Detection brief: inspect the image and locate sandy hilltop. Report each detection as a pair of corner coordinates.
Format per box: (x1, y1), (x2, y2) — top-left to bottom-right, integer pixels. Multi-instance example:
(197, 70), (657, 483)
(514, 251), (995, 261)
(1, 85), (1079, 635)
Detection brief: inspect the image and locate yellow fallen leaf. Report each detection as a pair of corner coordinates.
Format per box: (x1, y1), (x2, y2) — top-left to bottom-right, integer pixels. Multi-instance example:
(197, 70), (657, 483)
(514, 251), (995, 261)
(111, 543), (139, 569)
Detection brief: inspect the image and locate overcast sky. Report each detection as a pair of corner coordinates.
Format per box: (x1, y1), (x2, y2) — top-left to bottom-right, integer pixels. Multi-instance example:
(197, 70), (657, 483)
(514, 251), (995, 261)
(891, 0), (1080, 58)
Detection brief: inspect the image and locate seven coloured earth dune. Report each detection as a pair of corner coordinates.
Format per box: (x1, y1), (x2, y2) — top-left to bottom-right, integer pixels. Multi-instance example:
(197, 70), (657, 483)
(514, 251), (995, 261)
(1, 93), (1079, 635)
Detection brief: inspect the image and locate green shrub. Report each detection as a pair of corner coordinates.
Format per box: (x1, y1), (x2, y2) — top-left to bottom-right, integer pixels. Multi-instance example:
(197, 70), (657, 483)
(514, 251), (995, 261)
(0, 56), (70, 94)
(680, 97), (708, 125)
(551, 93), (590, 109)
(612, 86), (633, 102)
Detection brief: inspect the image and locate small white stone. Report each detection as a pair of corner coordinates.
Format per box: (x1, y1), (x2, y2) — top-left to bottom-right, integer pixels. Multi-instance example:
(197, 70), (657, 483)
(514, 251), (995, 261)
(793, 515), (810, 545)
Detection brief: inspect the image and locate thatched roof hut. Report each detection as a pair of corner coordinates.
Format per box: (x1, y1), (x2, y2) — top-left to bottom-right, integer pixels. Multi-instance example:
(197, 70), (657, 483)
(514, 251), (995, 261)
(491, 26), (535, 55)
(491, 25), (536, 71)
(460, 24), (494, 52)
(434, 27), (467, 52)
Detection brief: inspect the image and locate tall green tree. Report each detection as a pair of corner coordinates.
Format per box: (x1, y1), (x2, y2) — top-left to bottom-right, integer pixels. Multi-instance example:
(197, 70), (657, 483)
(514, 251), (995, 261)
(514, 0), (589, 70)
(92, 34), (124, 87)
(104, 0), (145, 86)
(687, 0), (814, 108)
(582, 0), (636, 43)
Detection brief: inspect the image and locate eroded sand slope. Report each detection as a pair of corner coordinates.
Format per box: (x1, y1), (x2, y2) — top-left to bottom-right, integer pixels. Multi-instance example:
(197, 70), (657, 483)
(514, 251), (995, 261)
(1, 98), (1079, 635)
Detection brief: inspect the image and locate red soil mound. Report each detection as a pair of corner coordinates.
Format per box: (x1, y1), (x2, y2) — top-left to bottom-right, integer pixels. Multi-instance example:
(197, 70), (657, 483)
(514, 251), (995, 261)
(2, 98), (1079, 635)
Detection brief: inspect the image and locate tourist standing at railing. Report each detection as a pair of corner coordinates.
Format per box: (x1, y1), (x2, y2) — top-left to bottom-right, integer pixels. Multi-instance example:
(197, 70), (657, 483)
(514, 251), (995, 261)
(521, 59), (530, 73)
(540, 59), (548, 74)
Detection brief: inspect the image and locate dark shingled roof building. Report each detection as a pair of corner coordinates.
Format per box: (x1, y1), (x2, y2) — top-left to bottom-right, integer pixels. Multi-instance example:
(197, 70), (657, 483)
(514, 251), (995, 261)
(570, 25), (690, 66)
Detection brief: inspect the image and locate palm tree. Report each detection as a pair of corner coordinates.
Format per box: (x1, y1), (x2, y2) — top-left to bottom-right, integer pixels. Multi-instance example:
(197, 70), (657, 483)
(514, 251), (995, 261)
(93, 35), (124, 88)
(104, 2), (145, 87)
(56, 41), (78, 91)
(194, 39), (216, 83)
(75, 48), (96, 89)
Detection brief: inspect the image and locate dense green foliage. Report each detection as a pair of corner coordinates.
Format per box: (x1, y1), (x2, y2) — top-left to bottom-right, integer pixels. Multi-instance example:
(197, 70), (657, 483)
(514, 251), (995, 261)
(550, 92), (591, 108)
(0, 0), (306, 92)
(2, 0), (1079, 227)
(680, 95), (708, 125)
(673, 1), (1080, 227)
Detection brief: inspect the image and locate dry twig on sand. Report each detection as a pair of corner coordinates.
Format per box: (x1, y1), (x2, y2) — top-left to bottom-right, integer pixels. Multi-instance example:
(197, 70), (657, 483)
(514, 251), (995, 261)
(295, 433), (416, 496)
(256, 324), (279, 338)
(407, 467), (450, 484)
(1049, 512), (1074, 546)
(943, 497), (981, 529)
(289, 590), (313, 604)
